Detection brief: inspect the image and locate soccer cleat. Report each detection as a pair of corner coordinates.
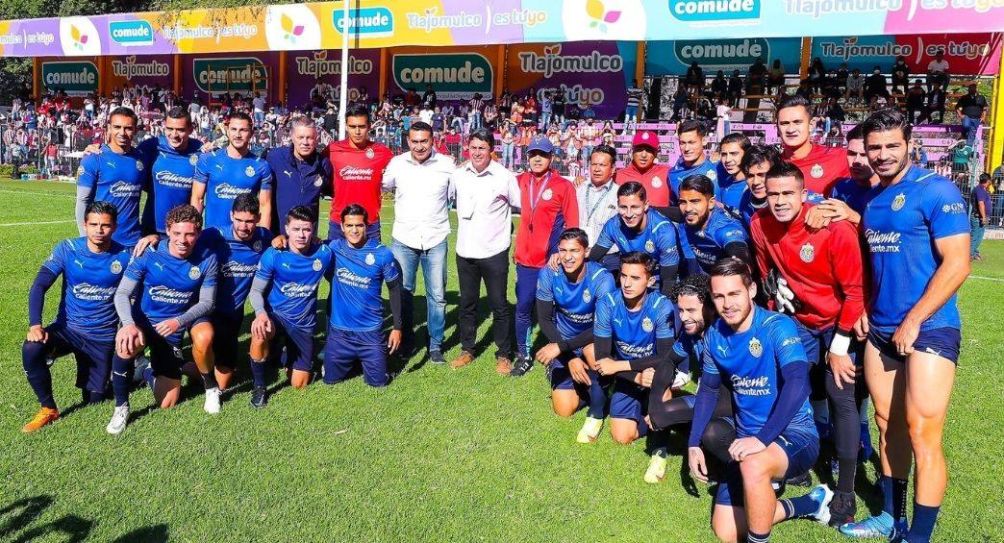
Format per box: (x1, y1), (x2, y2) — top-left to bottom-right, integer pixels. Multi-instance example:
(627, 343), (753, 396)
(22, 407), (59, 433)
(786, 471), (813, 487)
(494, 356), (513, 375)
(644, 451), (668, 484)
(576, 416), (604, 444)
(204, 387), (222, 415)
(839, 512), (908, 540)
(509, 355), (534, 377)
(828, 490), (857, 528)
(671, 371), (691, 390)
(250, 387), (268, 409)
(428, 350), (446, 365)
(450, 350), (475, 369)
(106, 404), (129, 435)
(132, 355), (151, 385)
(806, 484), (835, 525)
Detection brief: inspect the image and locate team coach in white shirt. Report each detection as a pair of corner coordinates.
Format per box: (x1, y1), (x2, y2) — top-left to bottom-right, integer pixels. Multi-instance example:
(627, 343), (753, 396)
(383, 121), (456, 363)
(449, 127), (521, 375)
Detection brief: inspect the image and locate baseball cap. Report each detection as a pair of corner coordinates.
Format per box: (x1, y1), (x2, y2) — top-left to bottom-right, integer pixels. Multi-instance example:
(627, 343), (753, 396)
(632, 131), (659, 150)
(527, 136), (555, 154)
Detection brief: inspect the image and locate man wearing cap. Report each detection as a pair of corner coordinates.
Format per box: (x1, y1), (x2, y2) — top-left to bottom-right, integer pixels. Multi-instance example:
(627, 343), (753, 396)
(615, 130), (672, 207)
(669, 119), (718, 206)
(510, 136), (580, 377)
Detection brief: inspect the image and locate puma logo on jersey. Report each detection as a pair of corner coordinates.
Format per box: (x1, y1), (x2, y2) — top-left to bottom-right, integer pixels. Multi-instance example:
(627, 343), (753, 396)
(283, 170), (293, 177)
(73, 259), (84, 268)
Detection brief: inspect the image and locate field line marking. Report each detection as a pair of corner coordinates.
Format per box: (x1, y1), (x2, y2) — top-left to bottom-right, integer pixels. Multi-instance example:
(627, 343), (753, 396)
(0, 188), (75, 199)
(0, 219), (75, 227)
(970, 274), (1004, 283)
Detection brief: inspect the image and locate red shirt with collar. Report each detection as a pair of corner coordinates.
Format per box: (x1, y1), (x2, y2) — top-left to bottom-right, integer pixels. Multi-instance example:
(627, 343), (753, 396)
(514, 169), (579, 268)
(783, 144), (850, 197)
(615, 162), (672, 207)
(750, 203), (865, 334)
(327, 139), (393, 224)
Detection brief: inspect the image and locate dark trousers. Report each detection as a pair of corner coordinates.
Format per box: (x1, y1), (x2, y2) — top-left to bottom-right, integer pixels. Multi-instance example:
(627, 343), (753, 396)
(456, 249), (513, 359)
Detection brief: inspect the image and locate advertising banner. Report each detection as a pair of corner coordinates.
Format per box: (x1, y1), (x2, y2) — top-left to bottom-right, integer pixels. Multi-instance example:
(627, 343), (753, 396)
(39, 58), (100, 96)
(386, 46), (498, 101)
(180, 52), (278, 102)
(285, 49), (382, 108)
(646, 38), (802, 76)
(506, 41), (637, 119)
(812, 34), (1002, 76)
(1, 1), (1003, 60)
(106, 54), (175, 93)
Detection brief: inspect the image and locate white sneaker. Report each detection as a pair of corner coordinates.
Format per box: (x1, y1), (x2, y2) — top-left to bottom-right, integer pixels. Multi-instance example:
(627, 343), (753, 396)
(644, 452), (668, 484)
(106, 404), (129, 435)
(806, 484), (835, 525)
(576, 416), (604, 444)
(204, 387), (222, 415)
(672, 371), (692, 390)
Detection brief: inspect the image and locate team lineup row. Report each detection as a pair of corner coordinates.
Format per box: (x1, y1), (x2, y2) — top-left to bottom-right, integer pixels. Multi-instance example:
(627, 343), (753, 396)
(21, 97), (970, 543)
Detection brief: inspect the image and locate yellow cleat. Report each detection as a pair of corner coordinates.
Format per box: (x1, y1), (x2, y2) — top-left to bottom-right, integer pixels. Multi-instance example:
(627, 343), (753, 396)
(644, 452), (668, 484)
(22, 407), (59, 433)
(576, 416), (604, 444)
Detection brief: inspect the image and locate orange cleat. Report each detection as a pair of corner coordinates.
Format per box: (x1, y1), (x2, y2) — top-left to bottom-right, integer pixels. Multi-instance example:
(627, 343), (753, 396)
(22, 407), (59, 433)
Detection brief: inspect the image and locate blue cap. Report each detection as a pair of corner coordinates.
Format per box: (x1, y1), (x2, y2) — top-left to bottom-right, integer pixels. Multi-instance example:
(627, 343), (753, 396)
(527, 136), (555, 154)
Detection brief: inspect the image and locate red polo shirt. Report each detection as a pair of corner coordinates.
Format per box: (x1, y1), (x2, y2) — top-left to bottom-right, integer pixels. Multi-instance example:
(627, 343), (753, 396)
(514, 169), (579, 268)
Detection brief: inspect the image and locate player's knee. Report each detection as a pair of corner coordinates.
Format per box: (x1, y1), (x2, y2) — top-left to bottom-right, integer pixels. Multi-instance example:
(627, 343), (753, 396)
(191, 325), (214, 352)
(738, 455), (771, 482)
(610, 424), (638, 445)
(711, 514), (739, 543)
(907, 418), (943, 449)
(551, 398), (578, 418)
(21, 341), (46, 368)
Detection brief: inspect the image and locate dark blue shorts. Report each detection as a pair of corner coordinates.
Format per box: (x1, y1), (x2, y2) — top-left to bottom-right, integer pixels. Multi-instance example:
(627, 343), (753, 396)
(796, 323), (861, 367)
(271, 315), (316, 373)
(43, 324), (115, 393)
(868, 326), (961, 365)
(610, 379), (649, 435)
(548, 349), (585, 390)
(323, 326), (388, 387)
(211, 311), (246, 369)
(714, 423), (820, 506)
(136, 319), (187, 380)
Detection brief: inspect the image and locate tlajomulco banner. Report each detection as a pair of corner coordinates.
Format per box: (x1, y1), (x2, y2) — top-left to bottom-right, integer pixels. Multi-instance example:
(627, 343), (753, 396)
(105, 54), (175, 93)
(285, 49), (382, 108)
(386, 45), (498, 101)
(506, 41), (638, 120)
(811, 34), (1003, 76)
(5, 1), (1004, 58)
(39, 57), (100, 96)
(181, 52), (278, 102)
(645, 38), (803, 76)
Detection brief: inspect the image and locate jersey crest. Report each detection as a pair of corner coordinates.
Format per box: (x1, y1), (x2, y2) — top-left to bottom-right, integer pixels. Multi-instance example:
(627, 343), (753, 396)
(748, 337), (763, 358)
(365, 147), (375, 159)
(542, 188), (553, 201)
(644, 240), (655, 253)
(810, 164), (823, 178)
(189, 154), (199, 166)
(245, 166), (256, 177)
(365, 253), (376, 266)
(799, 242), (815, 263)
(188, 266), (201, 280)
(582, 289), (592, 303)
(642, 317), (654, 332)
(312, 258), (323, 271)
(651, 176), (663, 188)
(891, 192), (906, 211)
(111, 260), (123, 274)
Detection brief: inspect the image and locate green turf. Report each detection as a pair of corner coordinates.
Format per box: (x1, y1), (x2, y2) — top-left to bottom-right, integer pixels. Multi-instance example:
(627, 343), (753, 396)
(1, 179), (1001, 542)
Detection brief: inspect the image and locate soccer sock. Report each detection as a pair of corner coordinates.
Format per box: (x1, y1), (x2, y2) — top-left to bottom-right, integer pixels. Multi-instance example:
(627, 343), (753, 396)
(859, 398), (871, 424)
(747, 530), (771, 543)
(22, 341), (56, 409)
(111, 355), (132, 407)
(200, 371), (218, 390)
(143, 366), (155, 390)
(880, 476), (910, 523)
(907, 503), (940, 543)
(84, 390), (105, 404)
(250, 357), (267, 388)
(586, 371), (606, 419)
(780, 492), (821, 520)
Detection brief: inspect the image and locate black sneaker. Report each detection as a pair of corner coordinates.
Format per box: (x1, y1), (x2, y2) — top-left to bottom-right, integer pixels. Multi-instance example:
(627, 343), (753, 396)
(428, 350), (446, 365)
(828, 490), (857, 528)
(250, 387), (268, 409)
(786, 471), (813, 487)
(509, 355), (534, 377)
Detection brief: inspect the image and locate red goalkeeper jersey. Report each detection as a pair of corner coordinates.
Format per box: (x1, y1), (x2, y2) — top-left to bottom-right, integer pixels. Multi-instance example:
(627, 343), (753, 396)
(783, 144), (850, 197)
(327, 139), (393, 225)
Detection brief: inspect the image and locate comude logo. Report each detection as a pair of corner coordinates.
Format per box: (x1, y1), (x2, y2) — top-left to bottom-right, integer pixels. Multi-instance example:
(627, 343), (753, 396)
(109, 20), (154, 46)
(669, 0), (760, 21)
(392, 53), (493, 100)
(334, 7), (394, 37)
(41, 61), (99, 96)
(674, 38), (769, 67)
(192, 57), (268, 93)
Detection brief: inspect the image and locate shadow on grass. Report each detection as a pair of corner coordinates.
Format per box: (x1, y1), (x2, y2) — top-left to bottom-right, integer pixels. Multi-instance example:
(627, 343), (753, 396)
(110, 523), (169, 542)
(0, 495), (92, 543)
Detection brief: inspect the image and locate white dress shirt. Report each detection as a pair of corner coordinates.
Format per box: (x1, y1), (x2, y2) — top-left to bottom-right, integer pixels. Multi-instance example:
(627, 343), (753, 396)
(452, 160), (521, 259)
(576, 178), (619, 249)
(383, 150), (456, 250)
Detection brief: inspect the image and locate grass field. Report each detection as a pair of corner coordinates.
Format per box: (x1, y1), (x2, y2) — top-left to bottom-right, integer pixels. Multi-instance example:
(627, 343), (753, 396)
(1, 178), (1002, 543)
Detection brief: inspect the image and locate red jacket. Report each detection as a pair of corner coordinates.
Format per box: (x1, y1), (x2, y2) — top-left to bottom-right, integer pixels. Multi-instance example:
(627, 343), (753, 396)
(750, 204), (865, 334)
(326, 139), (393, 224)
(615, 163), (672, 207)
(783, 144), (850, 197)
(514, 169), (579, 268)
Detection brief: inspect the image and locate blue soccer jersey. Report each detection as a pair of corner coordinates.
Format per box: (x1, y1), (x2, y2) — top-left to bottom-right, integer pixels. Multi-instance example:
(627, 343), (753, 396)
(194, 149), (272, 232)
(669, 158), (718, 205)
(42, 237), (131, 342)
(594, 291), (675, 360)
(862, 167), (969, 333)
(77, 145), (146, 246)
(125, 244), (218, 324)
(536, 262), (616, 340)
(671, 331), (705, 374)
(596, 209), (680, 267)
(716, 165), (748, 212)
(199, 226), (270, 316)
(702, 306), (814, 438)
(328, 238), (401, 333)
(255, 243), (334, 329)
(139, 136), (203, 234)
(829, 177), (874, 215)
(679, 207), (748, 274)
